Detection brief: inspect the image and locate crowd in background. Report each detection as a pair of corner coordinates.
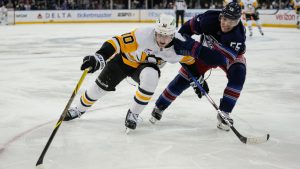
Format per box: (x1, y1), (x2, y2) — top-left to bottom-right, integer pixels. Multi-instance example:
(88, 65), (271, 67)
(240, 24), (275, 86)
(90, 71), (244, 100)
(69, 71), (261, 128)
(0, 0), (296, 10)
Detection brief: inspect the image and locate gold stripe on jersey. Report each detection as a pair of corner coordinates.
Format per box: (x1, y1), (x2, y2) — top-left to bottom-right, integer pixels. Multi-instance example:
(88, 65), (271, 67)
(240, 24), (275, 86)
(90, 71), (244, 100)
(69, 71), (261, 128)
(107, 39), (120, 54)
(126, 52), (139, 62)
(140, 51), (148, 63)
(179, 56), (195, 65)
(122, 56), (139, 68)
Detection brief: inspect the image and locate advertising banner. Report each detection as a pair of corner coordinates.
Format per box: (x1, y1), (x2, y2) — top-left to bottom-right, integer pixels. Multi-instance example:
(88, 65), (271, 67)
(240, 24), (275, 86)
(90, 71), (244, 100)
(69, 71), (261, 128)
(14, 9), (297, 28)
(15, 10), (139, 24)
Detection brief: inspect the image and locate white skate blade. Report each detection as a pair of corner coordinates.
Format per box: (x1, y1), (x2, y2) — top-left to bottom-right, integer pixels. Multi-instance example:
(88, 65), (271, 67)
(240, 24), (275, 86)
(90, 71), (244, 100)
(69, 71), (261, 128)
(125, 127), (133, 134)
(36, 164), (45, 169)
(149, 116), (158, 124)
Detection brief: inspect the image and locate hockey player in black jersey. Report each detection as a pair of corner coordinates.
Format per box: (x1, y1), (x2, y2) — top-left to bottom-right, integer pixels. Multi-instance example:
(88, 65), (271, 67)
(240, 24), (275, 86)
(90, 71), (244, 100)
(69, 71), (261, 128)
(150, 2), (247, 131)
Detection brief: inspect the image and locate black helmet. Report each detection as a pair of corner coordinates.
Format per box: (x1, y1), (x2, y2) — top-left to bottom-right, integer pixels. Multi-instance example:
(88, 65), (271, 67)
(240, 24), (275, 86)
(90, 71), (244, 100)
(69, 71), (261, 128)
(221, 2), (242, 20)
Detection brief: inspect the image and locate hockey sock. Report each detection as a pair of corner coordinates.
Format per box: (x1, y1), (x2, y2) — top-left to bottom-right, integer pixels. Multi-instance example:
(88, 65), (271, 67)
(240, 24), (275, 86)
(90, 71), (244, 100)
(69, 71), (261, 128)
(155, 73), (190, 111)
(130, 67), (159, 114)
(220, 64), (246, 112)
(77, 82), (107, 112)
(131, 86), (154, 114)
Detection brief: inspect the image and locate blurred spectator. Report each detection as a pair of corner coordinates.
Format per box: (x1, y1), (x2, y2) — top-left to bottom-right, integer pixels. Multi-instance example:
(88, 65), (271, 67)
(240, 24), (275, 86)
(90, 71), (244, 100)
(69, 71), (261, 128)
(24, 1), (30, 10)
(209, 2), (216, 9)
(204, 2), (209, 8)
(0, 0), (295, 10)
(261, 2), (268, 9)
(6, 0), (14, 8)
(271, 0), (279, 9)
(174, 0), (187, 28)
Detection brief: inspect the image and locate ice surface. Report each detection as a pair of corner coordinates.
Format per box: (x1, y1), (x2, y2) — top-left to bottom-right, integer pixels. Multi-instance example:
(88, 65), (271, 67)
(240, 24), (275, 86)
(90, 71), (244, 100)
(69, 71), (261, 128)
(0, 23), (299, 169)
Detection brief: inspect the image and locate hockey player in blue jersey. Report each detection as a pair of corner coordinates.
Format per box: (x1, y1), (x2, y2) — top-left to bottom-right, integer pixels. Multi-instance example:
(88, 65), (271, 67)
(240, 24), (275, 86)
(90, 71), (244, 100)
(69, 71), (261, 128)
(150, 2), (247, 131)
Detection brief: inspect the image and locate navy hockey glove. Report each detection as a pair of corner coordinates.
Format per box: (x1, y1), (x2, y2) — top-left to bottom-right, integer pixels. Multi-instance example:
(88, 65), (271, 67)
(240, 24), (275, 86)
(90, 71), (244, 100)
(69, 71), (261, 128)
(81, 54), (106, 73)
(173, 34), (202, 58)
(190, 76), (209, 99)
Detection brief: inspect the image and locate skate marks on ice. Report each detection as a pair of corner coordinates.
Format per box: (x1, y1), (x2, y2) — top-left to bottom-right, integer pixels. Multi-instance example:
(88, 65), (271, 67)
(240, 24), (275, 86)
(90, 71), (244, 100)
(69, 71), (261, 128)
(0, 102), (130, 155)
(0, 121), (54, 154)
(0, 25), (299, 169)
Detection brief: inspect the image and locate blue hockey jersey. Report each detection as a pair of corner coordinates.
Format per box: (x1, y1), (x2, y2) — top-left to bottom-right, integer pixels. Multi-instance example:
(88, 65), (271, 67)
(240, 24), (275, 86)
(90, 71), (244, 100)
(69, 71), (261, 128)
(178, 10), (246, 56)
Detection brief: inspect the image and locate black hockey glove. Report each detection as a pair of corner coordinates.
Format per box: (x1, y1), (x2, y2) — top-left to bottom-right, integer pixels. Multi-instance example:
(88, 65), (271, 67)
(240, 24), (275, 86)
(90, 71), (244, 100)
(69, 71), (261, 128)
(141, 49), (162, 65)
(190, 76), (209, 99)
(81, 54), (106, 73)
(145, 55), (163, 65)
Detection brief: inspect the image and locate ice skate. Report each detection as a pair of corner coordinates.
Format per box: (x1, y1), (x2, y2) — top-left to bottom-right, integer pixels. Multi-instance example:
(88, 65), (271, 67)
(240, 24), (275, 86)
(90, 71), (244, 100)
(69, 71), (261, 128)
(217, 112), (234, 132)
(259, 29), (264, 36)
(64, 107), (85, 121)
(149, 107), (164, 124)
(125, 110), (139, 133)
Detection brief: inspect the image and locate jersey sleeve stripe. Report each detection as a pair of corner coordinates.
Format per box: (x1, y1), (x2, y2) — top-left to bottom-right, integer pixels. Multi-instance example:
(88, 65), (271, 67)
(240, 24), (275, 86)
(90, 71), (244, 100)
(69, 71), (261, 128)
(212, 43), (238, 62)
(179, 56), (195, 65)
(107, 38), (120, 54)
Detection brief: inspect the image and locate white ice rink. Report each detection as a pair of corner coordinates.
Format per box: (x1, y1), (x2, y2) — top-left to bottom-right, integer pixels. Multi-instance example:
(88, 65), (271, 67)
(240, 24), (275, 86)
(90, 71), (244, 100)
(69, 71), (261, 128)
(0, 23), (299, 169)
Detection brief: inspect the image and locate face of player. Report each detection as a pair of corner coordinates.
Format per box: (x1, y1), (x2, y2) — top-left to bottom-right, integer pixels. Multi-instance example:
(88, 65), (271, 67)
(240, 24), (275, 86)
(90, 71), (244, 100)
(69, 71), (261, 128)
(155, 33), (174, 48)
(219, 15), (240, 33)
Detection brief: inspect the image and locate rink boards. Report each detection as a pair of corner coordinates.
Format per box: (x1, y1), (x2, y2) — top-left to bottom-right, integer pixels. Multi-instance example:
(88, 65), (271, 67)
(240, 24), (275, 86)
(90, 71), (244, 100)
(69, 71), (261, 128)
(8, 9), (297, 28)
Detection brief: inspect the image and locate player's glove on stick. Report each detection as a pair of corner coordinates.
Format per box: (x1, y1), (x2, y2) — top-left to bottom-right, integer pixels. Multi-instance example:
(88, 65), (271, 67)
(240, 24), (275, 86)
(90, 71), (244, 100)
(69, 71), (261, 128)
(190, 75), (209, 98)
(81, 53), (106, 73)
(173, 34), (202, 58)
(141, 49), (162, 65)
(145, 55), (162, 65)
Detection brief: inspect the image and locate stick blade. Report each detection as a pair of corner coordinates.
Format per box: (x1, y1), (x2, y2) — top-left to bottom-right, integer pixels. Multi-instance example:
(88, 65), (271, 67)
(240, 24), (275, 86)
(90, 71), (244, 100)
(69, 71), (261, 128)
(36, 164), (45, 169)
(246, 134), (270, 144)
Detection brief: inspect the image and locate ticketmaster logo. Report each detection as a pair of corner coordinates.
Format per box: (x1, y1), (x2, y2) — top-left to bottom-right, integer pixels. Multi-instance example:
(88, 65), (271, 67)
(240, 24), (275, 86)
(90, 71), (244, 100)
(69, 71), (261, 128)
(77, 13), (112, 18)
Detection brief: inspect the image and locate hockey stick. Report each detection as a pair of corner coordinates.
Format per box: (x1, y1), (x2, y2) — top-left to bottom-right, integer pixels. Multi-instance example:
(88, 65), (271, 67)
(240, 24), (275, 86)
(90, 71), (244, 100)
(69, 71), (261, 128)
(36, 68), (90, 169)
(182, 65), (270, 144)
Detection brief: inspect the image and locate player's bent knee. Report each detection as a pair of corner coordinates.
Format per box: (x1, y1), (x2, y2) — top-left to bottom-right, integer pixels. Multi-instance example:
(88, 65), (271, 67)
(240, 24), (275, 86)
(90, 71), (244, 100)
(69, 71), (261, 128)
(139, 67), (160, 92)
(228, 63), (246, 85)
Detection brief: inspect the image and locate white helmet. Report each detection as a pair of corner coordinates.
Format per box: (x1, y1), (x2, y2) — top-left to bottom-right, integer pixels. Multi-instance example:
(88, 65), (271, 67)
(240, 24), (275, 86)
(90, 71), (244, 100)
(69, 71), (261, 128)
(155, 14), (176, 36)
